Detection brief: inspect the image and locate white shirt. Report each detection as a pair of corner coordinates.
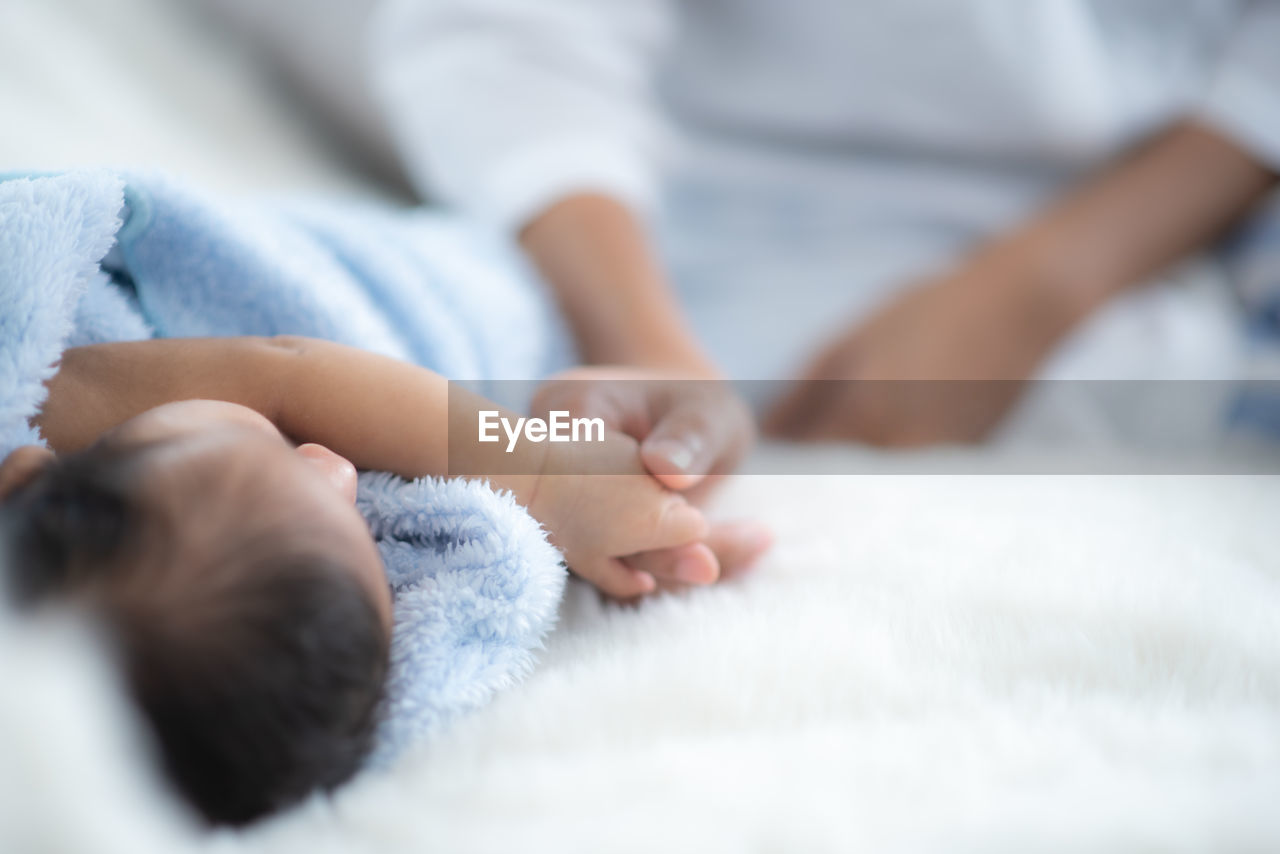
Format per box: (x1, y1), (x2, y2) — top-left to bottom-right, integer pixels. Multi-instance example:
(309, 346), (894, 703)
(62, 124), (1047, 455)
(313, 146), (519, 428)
(370, 0), (1280, 230)
(369, 1), (1280, 383)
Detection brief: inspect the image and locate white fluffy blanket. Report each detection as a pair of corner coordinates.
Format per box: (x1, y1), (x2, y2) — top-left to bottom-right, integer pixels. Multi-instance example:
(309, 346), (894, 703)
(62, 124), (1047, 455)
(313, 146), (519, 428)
(4, 453), (1279, 852)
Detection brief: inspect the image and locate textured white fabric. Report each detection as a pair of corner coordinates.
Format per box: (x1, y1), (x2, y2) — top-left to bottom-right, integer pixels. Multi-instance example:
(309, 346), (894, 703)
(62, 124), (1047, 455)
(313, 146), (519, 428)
(371, 0), (669, 225)
(1199, 2), (1280, 169)
(5, 463), (1280, 852)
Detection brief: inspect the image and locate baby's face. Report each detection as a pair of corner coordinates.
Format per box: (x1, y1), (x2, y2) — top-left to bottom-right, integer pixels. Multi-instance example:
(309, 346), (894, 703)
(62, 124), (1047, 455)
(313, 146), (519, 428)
(93, 400), (392, 627)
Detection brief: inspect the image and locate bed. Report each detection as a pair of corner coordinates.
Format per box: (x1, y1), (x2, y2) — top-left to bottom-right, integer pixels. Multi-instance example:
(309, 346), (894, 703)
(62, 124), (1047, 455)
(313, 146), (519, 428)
(2, 1), (1278, 851)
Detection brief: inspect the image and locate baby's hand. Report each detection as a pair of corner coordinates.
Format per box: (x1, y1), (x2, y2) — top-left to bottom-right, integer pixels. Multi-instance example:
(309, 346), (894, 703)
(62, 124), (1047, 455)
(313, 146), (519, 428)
(523, 430), (711, 598)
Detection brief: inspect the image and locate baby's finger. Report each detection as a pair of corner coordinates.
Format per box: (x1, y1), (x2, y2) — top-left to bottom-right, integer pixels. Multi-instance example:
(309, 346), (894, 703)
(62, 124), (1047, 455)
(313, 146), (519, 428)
(702, 519), (773, 579)
(574, 556), (657, 599)
(623, 520), (772, 590)
(624, 542), (720, 586)
(617, 493), (709, 554)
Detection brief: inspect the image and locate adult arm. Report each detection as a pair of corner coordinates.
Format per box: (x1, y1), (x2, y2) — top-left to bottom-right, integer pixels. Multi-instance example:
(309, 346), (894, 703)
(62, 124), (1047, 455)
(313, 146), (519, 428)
(772, 111), (1277, 445)
(767, 119), (1277, 443)
(371, 1), (756, 491)
(769, 2), (1280, 443)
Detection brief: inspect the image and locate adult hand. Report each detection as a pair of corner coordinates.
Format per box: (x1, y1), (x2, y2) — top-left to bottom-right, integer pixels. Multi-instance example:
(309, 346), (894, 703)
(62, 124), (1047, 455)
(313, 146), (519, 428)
(765, 256), (1081, 445)
(532, 366), (755, 490)
(763, 121), (1280, 447)
(530, 366), (770, 589)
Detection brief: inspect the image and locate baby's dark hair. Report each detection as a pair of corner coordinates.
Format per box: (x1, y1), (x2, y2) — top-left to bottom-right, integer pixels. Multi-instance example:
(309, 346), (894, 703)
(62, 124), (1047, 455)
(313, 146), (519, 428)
(0, 443), (389, 826)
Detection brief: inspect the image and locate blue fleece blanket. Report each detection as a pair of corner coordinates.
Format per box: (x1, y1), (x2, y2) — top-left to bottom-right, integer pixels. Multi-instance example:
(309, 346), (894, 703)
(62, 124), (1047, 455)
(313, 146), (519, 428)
(0, 170), (567, 766)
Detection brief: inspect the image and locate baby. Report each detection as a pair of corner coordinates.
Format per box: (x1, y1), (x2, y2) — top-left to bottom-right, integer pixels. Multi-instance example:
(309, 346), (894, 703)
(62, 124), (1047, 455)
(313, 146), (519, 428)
(0, 335), (723, 825)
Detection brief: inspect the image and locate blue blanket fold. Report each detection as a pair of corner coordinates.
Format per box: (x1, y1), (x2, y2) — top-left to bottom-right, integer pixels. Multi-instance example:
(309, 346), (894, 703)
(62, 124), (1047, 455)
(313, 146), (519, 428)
(0, 170), (567, 765)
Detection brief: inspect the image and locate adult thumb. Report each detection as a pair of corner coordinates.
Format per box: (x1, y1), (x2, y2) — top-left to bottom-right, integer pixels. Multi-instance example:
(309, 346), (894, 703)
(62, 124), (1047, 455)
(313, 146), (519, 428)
(640, 405), (718, 491)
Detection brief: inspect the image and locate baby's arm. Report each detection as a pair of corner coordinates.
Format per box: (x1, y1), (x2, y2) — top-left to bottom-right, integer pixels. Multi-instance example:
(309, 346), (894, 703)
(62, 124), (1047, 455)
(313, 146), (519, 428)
(38, 335), (705, 596)
(41, 335), (520, 476)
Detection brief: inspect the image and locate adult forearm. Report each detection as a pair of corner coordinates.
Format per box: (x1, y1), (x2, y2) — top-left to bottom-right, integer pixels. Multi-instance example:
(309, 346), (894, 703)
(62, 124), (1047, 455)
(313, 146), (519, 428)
(993, 120), (1277, 323)
(520, 194), (717, 375)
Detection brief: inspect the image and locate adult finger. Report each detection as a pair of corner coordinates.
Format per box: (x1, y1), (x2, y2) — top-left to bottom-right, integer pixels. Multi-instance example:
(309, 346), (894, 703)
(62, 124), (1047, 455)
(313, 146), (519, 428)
(763, 378), (829, 439)
(789, 383), (867, 442)
(530, 380), (650, 439)
(640, 392), (746, 490)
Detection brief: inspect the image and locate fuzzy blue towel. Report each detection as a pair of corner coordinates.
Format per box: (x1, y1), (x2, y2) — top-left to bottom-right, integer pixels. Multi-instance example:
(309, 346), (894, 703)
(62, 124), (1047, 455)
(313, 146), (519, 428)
(0, 171), (567, 765)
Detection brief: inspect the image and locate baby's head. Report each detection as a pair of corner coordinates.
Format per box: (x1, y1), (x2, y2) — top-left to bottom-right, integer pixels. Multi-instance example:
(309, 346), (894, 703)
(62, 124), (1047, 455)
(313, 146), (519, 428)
(0, 400), (392, 825)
